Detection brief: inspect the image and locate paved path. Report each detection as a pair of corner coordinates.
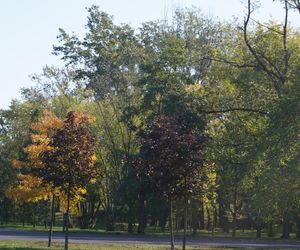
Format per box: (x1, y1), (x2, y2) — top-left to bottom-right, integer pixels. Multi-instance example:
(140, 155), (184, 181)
(0, 229), (300, 249)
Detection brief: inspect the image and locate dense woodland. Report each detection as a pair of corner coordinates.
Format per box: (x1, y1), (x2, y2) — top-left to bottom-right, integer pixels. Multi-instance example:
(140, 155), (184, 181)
(1, 0), (300, 243)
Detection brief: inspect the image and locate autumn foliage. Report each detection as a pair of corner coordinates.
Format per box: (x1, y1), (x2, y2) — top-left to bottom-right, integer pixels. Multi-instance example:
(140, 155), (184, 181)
(5, 110), (63, 204)
(38, 111), (97, 190)
(135, 114), (205, 199)
(5, 174), (50, 203)
(6, 110), (98, 212)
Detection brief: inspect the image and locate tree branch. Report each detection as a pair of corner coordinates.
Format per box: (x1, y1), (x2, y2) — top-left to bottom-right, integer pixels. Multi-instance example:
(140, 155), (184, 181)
(287, 0), (300, 13)
(244, 0), (284, 97)
(199, 107), (269, 116)
(204, 56), (257, 69)
(282, 0), (289, 82)
(250, 17), (284, 35)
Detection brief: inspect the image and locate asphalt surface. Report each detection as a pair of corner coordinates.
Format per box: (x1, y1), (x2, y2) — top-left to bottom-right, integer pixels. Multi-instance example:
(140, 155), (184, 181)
(0, 229), (300, 249)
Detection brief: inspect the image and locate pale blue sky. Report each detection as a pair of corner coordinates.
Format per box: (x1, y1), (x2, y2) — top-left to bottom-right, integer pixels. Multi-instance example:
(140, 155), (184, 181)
(0, 0), (298, 109)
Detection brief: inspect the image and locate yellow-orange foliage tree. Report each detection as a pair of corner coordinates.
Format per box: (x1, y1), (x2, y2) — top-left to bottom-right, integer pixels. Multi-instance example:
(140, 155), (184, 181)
(5, 110), (96, 248)
(35, 111), (98, 250)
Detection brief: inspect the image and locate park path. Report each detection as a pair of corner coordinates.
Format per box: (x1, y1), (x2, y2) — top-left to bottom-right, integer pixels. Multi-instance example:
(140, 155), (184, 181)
(0, 228), (300, 249)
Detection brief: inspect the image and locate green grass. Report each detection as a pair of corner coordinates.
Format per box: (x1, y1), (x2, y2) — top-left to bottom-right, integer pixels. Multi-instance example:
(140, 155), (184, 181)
(0, 241), (245, 250)
(0, 223), (126, 235)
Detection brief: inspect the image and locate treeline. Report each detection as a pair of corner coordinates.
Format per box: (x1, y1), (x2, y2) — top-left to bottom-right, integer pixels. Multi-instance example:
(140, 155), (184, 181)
(1, 1), (300, 241)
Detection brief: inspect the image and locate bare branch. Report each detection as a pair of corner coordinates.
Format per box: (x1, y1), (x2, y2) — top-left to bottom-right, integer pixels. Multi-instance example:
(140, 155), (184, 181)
(287, 0), (300, 13)
(250, 17), (284, 35)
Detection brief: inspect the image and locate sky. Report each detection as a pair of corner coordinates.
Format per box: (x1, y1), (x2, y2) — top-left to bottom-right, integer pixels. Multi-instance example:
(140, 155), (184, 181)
(0, 0), (299, 109)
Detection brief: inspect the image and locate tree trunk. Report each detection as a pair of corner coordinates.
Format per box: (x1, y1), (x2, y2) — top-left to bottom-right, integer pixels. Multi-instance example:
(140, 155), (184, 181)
(191, 199), (198, 235)
(22, 204), (25, 228)
(64, 183), (71, 250)
(199, 201), (205, 230)
(32, 207), (36, 228)
(206, 207), (212, 231)
(232, 211), (237, 237)
(170, 199), (175, 250)
(256, 226), (262, 239)
(105, 206), (115, 231)
(218, 192), (229, 233)
(267, 221), (275, 237)
(48, 195), (55, 247)
(182, 195), (188, 250)
(232, 165), (238, 238)
(213, 206), (218, 229)
(191, 211), (197, 235)
(296, 216), (300, 239)
(128, 221), (133, 233)
(159, 206), (168, 232)
(127, 204), (133, 234)
(281, 213), (290, 239)
(150, 215), (157, 227)
(137, 191), (146, 234)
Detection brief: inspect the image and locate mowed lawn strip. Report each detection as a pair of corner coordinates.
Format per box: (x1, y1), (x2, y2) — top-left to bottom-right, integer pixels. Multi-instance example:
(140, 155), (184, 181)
(0, 240), (246, 250)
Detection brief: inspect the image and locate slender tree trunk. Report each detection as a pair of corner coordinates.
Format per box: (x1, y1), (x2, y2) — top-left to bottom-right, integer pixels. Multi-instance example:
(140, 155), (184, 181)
(256, 224), (262, 239)
(281, 212), (290, 239)
(48, 195), (55, 247)
(267, 221), (275, 237)
(214, 206), (218, 229)
(32, 207), (36, 228)
(159, 206), (168, 232)
(182, 195), (188, 250)
(127, 204), (133, 234)
(199, 200), (205, 230)
(296, 216), (300, 239)
(206, 207), (211, 231)
(137, 190), (146, 234)
(105, 205), (115, 231)
(191, 204), (198, 235)
(170, 198), (175, 250)
(232, 165), (238, 237)
(64, 183), (71, 250)
(232, 210), (237, 237)
(22, 204), (25, 228)
(128, 220), (133, 233)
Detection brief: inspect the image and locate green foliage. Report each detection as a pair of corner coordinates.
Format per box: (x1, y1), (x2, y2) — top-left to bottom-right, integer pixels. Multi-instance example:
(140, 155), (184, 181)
(2, 2), (300, 240)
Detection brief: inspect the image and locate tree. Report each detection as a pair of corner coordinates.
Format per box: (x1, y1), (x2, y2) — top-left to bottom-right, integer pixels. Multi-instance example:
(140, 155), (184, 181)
(133, 114), (205, 250)
(6, 110), (86, 246)
(0, 101), (47, 227)
(35, 111), (98, 250)
(237, 0), (300, 237)
(53, 6), (142, 100)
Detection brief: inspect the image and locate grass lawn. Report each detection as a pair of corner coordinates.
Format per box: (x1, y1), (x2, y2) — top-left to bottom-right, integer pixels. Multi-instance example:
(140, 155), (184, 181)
(0, 241), (243, 250)
(0, 223), (125, 235)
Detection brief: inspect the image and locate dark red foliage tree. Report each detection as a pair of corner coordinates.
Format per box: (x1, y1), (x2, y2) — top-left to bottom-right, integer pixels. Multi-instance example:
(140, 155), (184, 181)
(39, 111), (98, 250)
(134, 114), (205, 250)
